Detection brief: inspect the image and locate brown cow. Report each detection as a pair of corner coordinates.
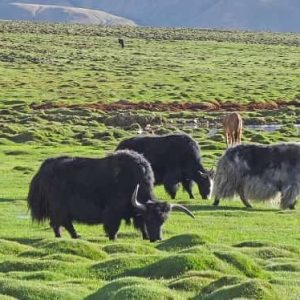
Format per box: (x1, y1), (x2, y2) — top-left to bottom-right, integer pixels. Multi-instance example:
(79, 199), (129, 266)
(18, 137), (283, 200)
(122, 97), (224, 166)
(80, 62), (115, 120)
(223, 112), (243, 148)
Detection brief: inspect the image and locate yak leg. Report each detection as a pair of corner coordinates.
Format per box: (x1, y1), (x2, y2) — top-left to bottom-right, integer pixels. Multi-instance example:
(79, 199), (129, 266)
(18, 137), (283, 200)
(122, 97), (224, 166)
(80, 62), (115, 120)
(224, 132), (229, 148)
(280, 185), (297, 210)
(50, 220), (61, 238)
(133, 216), (149, 240)
(163, 172), (180, 199)
(63, 221), (80, 239)
(103, 209), (121, 241)
(182, 179), (194, 199)
(213, 197), (220, 206)
(238, 190), (252, 208)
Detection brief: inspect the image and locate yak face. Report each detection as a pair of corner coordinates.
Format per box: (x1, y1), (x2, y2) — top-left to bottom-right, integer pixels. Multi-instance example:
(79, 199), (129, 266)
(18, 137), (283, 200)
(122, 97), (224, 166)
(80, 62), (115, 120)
(143, 201), (171, 242)
(194, 169), (215, 200)
(131, 185), (195, 242)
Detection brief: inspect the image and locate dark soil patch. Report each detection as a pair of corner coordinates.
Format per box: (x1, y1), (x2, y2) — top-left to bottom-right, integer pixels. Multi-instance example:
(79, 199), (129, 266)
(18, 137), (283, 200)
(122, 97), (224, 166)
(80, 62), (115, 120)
(30, 100), (300, 113)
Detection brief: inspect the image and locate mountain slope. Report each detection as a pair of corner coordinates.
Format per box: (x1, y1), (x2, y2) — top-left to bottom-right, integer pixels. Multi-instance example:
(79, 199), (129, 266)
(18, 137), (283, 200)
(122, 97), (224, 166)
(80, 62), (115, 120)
(0, 2), (136, 25)
(0, 0), (299, 32)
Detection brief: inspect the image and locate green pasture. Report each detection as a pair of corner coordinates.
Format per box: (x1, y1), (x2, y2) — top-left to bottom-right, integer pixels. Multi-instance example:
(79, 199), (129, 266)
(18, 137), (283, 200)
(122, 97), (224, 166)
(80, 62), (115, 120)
(0, 22), (300, 104)
(0, 21), (300, 299)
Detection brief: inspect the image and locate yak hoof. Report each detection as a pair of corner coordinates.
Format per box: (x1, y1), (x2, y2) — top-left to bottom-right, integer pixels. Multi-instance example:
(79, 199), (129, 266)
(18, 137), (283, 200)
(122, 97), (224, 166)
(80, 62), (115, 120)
(213, 200), (220, 206)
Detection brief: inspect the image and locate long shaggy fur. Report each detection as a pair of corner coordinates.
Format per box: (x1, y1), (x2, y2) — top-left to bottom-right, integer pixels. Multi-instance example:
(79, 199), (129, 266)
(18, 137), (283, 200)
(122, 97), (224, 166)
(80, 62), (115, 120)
(213, 143), (300, 209)
(27, 151), (154, 223)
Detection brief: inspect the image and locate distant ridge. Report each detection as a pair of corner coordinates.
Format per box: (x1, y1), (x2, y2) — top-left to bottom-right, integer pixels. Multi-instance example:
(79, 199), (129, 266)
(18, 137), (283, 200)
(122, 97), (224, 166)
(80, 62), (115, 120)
(0, 2), (136, 25)
(0, 0), (299, 32)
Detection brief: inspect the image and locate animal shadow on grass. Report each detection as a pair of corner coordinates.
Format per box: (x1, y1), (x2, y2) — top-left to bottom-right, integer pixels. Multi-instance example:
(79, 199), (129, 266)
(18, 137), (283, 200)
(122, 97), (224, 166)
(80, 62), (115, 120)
(0, 237), (44, 246)
(0, 198), (18, 203)
(185, 204), (278, 213)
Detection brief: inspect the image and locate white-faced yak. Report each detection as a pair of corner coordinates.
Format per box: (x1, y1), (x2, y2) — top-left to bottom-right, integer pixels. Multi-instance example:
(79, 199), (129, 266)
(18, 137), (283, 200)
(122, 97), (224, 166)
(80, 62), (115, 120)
(213, 143), (300, 209)
(116, 134), (214, 200)
(27, 150), (194, 242)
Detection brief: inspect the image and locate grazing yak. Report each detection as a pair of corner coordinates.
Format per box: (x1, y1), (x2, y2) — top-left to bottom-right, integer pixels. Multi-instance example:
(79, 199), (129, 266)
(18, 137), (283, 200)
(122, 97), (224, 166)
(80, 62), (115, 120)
(213, 143), (300, 209)
(116, 134), (214, 200)
(27, 150), (194, 242)
(223, 112), (243, 148)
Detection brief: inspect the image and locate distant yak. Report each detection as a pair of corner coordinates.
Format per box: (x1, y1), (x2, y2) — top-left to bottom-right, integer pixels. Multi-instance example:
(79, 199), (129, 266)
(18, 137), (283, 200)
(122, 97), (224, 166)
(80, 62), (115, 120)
(27, 150), (194, 242)
(116, 134), (214, 200)
(213, 143), (300, 209)
(223, 112), (243, 148)
(118, 38), (125, 48)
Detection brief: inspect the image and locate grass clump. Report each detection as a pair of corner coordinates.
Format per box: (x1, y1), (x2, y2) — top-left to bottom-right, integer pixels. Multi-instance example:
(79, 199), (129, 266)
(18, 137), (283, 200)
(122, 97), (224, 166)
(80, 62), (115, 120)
(0, 278), (86, 300)
(129, 252), (225, 279)
(0, 239), (32, 255)
(102, 243), (158, 255)
(43, 253), (92, 263)
(91, 255), (161, 280)
(245, 247), (295, 260)
(266, 262), (300, 272)
(169, 276), (213, 292)
(112, 284), (180, 300)
(0, 258), (91, 278)
(86, 277), (179, 300)
(37, 239), (108, 260)
(234, 241), (274, 248)
(156, 234), (209, 251)
(198, 279), (279, 300)
(214, 251), (269, 279)
(201, 275), (245, 294)
(6, 271), (67, 281)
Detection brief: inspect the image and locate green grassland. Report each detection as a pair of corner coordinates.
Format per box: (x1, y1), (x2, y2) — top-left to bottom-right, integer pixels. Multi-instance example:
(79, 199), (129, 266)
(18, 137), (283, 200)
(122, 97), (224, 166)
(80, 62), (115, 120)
(0, 21), (300, 104)
(0, 21), (300, 299)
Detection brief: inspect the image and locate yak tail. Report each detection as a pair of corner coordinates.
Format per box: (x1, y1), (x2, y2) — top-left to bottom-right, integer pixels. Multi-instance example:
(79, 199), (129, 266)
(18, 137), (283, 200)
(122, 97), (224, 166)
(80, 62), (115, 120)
(27, 172), (49, 223)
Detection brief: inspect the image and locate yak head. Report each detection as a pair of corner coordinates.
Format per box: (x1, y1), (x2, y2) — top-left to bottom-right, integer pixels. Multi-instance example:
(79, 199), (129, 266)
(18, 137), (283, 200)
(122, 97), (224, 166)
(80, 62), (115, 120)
(194, 168), (215, 200)
(131, 185), (194, 242)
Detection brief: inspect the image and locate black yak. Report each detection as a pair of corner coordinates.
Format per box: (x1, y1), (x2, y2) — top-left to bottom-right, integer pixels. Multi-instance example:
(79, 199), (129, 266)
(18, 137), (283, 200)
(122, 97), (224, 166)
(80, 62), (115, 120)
(27, 150), (194, 242)
(213, 143), (300, 209)
(116, 134), (214, 200)
(118, 38), (125, 48)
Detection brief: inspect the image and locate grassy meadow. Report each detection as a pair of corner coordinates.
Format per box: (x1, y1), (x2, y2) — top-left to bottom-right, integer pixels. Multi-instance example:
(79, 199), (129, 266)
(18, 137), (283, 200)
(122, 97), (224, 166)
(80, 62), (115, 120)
(0, 21), (300, 299)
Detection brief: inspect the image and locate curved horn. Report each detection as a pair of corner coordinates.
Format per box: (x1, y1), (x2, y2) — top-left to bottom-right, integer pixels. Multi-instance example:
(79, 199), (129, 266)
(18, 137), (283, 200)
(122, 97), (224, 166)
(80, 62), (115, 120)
(198, 170), (208, 178)
(131, 184), (146, 211)
(171, 204), (195, 219)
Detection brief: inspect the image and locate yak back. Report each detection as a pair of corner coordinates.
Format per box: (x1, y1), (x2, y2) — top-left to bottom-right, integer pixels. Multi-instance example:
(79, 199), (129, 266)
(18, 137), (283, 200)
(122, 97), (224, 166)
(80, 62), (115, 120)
(224, 143), (300, 176)
(117, 134), (204, 177)
(33, 150), (154, 208)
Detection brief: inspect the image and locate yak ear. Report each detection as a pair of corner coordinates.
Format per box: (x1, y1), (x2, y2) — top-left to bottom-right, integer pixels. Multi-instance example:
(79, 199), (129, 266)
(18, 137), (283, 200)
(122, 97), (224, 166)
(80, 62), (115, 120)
(198, 171), (208, 179)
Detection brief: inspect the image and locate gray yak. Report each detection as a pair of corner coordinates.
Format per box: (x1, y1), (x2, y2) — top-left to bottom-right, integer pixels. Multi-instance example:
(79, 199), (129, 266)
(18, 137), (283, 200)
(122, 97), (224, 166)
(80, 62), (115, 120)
(27, 150), (194, 242)
(213, 143), (300, 209)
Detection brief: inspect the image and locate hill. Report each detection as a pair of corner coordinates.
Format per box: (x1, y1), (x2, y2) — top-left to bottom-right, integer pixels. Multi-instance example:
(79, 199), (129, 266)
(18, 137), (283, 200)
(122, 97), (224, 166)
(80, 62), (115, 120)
(0, 2), (136, 25)
(0, 0), (300, 31)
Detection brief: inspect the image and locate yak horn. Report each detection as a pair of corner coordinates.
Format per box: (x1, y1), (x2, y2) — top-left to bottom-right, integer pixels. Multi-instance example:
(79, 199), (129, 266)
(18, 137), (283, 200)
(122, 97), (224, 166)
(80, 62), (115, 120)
(131, 184), (146, 211)
(171, 204), (195, 219)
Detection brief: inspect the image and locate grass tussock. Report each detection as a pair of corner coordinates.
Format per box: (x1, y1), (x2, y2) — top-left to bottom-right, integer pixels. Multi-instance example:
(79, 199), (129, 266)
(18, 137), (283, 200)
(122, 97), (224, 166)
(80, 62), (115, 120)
(156, 234), (209, 251)
(198, 279), (279, 300)
(37, 239), (108, 260)
(102, 243), (158, 255)
(214, 251), (269, 279)
(129, 252), (226, 279)
(86, 277), (180, 300)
